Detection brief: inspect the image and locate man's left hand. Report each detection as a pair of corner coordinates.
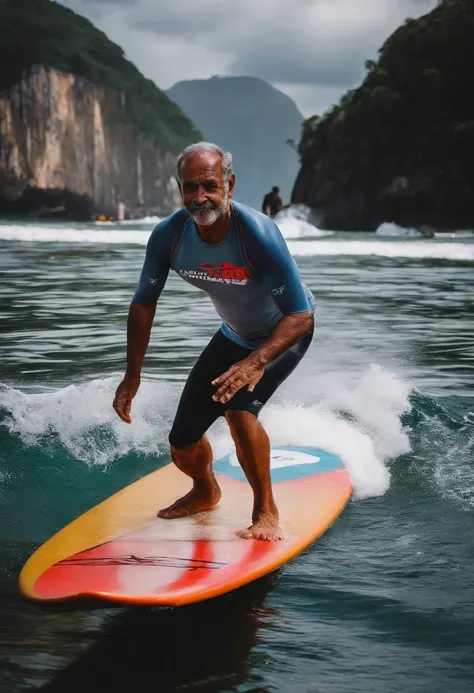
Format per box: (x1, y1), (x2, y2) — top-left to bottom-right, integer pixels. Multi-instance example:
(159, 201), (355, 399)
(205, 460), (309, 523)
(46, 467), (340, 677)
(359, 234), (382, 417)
(212, 357), (264, 404)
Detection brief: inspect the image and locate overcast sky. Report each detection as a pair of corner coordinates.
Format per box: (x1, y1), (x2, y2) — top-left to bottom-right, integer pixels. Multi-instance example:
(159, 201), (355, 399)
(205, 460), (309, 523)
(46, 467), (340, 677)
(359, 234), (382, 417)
(60, 0), (437, 117)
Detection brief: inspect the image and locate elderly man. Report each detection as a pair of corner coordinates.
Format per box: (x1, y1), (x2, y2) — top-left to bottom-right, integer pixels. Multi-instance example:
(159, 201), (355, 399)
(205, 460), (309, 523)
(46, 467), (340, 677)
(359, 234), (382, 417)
(113, 142), (315, 541)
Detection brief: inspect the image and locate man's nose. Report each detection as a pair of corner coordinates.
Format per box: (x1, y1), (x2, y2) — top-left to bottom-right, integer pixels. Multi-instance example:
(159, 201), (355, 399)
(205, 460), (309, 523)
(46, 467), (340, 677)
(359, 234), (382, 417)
(193, 187), (207, 204)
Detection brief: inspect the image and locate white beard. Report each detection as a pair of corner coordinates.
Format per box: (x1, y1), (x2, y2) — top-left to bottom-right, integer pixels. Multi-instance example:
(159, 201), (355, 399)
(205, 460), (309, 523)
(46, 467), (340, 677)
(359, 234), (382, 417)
(190, 189), (229, 226)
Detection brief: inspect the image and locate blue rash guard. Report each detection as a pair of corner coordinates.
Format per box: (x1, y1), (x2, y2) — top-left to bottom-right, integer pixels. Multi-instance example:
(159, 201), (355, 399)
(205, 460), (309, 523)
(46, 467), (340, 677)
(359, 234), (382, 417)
(132, 200), (315, 349)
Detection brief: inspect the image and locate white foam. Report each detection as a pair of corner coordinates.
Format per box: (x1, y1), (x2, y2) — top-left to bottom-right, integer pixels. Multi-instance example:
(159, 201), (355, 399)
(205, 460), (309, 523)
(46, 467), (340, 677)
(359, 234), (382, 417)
(0, 377), (178, 466)
(411, 408), (474, 511)
(0, 216), (335, 245)
(276, 217), (334, 239)
(0, 466), (12, 487)
(119, 216), (163, 225)
(210, 404), (391, 500)
(376, 221), (474, 239)
(0, 364), (413, 500)
(2, 224), (472, 261)
(201, 364), (412, 500)
(375, 222), (422, 237)
(274, 204), (312, 222)
(0, 225), (152, 245)
(273, 203), (334, 238)
(445, 229), (474, 238)
(286, 239), (474, 261)
(433, 450), (474, 511)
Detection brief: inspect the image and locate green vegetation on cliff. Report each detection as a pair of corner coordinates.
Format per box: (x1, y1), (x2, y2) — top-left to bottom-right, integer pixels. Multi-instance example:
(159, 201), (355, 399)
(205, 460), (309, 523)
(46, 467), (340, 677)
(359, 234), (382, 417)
(0, 0), (202, 153)
(295, 0), (474, 230)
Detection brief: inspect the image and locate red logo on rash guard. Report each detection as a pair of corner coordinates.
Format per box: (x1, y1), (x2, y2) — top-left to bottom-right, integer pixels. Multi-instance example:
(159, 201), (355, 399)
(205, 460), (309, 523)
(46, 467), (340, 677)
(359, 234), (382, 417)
(199, 262), (251, 281)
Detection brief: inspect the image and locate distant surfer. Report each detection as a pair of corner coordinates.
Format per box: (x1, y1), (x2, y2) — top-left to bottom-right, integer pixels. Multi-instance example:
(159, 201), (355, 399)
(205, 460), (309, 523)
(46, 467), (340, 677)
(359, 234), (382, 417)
(262, 186), (289, 218)
(113, 142), (315, 541)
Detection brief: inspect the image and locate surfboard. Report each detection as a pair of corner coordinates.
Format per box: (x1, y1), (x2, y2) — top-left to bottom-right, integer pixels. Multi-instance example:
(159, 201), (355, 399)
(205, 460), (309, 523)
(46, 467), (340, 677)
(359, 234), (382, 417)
(19, 446), (352, 606)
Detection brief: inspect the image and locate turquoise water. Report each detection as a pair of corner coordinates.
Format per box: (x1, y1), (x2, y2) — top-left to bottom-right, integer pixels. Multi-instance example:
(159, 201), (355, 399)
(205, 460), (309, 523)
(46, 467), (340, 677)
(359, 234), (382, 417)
(1, 214), (473, 692)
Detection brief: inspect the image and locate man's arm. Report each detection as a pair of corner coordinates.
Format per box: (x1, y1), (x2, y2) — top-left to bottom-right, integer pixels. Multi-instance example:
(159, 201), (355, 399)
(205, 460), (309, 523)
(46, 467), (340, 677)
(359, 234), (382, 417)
(113, 220), (173, 422)
(212, 213), (314, 403)
(125, 303), (157, 378)
(249, 311), (313, 367)
(212, 311), (312, 404)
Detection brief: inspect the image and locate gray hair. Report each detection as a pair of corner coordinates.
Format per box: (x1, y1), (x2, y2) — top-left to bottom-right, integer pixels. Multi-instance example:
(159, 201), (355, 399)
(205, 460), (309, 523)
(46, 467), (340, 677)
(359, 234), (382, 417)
(176, 141), (233, 183)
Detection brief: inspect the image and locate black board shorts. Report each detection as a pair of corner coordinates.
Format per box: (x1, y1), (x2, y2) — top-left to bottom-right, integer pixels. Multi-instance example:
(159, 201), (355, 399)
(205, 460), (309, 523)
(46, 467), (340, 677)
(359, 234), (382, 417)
(169, 323), (314, 448)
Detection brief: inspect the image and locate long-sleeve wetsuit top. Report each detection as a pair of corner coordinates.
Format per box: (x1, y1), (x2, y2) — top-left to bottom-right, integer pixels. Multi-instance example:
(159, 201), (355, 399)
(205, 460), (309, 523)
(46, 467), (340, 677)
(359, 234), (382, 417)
(131, 200), (316, 349)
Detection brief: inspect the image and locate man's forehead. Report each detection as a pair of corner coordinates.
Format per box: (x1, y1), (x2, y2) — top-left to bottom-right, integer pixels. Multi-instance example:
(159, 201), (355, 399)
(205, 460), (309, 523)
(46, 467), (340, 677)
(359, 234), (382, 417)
(181, 151), (222, 174)
(181, 172), (221, 183)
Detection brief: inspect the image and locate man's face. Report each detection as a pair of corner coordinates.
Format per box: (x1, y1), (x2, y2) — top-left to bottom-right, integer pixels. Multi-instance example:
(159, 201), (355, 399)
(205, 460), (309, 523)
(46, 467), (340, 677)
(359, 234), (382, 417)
(180, 151), (234, 226)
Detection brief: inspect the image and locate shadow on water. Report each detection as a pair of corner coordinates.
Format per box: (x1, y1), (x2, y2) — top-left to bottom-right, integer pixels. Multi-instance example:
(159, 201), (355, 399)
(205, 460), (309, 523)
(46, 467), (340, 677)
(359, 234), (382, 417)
(39, 573), (280, 693)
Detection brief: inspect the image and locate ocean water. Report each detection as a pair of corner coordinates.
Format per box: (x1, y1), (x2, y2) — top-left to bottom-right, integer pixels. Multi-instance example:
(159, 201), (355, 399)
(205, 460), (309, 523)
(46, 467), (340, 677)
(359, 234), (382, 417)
(1, 210), (473, 692)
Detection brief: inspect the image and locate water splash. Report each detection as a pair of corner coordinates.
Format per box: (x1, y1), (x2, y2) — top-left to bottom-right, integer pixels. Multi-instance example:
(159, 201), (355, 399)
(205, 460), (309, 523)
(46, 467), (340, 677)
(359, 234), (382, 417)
(376, 221), (474, 239)
(2, 365), (472, 510)
(0, 364), (414, 500)
(286, 239), (474, 261)
(0, 378), (177, 467)
(1, 220), (473, 262)
(274, 205), (334, 239)
(404, 391), (474, 511)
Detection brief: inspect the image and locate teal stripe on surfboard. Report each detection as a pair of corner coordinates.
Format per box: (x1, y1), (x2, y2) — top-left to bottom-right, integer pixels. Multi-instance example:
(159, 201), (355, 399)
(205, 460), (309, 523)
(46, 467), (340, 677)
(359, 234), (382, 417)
(214, 446), (344, 483)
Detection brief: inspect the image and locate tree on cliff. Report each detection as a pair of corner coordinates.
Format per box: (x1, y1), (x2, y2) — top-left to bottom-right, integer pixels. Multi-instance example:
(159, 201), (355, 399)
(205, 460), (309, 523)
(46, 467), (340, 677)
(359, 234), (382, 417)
(293, 0), (474, 231)
(0, 0), (202, 153)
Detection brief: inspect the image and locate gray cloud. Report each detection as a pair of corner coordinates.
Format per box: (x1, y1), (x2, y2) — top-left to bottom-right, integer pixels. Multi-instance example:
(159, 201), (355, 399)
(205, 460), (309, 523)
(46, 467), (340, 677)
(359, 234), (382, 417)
(225, 0), (438, 86)
(228, 39), (367, 88)
(59, 0), (437, 115)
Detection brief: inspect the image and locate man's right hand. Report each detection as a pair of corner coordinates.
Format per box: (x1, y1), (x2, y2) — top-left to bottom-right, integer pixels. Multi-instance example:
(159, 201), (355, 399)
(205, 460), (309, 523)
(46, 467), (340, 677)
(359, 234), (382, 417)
(113, 376), (141, 423)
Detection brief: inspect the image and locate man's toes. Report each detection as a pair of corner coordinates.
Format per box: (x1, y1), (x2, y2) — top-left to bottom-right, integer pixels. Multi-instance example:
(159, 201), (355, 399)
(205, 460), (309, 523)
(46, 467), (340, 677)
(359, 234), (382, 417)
(264, 532), (282, 541)
(157, 507), (190, 519)
(237, 524), (284, 541)
(237, 528), (253, 539)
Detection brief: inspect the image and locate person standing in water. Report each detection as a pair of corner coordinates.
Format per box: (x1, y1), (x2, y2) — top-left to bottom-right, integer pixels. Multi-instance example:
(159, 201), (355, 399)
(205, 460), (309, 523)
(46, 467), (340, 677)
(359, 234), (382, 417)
(262, 186), (289, 218)
(113, 142), (315, 541)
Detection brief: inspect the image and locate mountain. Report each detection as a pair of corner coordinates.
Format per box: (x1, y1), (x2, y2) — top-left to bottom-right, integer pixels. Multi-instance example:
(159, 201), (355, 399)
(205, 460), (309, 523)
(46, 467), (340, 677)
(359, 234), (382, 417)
(0, 0), (202, 220)
(292, 0), (474, 231)
(166, 76), (303, 210)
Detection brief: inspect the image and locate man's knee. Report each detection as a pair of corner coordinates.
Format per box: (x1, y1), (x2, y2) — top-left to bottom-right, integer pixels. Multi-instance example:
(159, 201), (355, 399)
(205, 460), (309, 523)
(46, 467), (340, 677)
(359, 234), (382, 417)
(225, 409), (260, 438)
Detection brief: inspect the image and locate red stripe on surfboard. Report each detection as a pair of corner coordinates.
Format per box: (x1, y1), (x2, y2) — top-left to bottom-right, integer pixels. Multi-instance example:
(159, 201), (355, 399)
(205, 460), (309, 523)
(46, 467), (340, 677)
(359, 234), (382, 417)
(161, 539), (216, 592)
(160, 539), (278, 598)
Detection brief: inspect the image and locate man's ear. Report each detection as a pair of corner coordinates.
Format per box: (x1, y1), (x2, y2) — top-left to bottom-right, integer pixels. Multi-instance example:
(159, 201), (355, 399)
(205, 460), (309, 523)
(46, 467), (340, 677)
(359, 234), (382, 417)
(228, 173), (236, 197)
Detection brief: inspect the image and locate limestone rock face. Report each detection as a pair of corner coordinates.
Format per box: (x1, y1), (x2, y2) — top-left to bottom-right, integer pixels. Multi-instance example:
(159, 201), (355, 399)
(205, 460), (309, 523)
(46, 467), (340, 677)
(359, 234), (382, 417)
(0, 66), (182, 219)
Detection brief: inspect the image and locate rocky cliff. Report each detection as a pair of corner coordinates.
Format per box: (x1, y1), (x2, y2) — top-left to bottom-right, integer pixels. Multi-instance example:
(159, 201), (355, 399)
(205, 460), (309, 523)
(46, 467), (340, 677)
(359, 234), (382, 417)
(0, 65), (184, 219)
(292, 0), (474, 231)
(0, 0), (202, 220)
(167, 76), (303, 210)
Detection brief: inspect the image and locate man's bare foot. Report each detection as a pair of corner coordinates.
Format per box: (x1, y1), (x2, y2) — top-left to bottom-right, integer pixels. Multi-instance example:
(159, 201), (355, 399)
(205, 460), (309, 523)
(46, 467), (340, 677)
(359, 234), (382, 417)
(238, 512), (283, 541)
(157, 479), (222, 519)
